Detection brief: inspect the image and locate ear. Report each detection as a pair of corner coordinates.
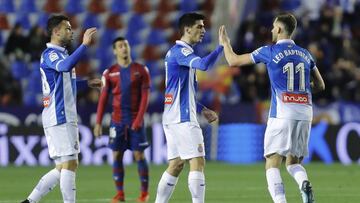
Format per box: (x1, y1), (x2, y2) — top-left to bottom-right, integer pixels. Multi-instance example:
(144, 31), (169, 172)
(53, 27), (59, 36)
(185, 26), (191, 34)
(277, 27), (281, 34)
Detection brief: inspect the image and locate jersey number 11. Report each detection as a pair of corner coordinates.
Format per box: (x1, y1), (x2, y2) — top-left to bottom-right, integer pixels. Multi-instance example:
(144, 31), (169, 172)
(283, 62), (305, 92)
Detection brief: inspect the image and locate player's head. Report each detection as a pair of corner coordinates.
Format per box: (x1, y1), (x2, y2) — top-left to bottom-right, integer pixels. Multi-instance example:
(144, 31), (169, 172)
(47, 15), (73, 47)
(178, 12), (205, 44)
(271, 13), (297, 42)
(112, 37), (131, 60)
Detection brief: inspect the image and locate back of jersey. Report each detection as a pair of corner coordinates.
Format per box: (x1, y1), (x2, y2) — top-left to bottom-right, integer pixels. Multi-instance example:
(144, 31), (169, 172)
(251, 39), (316, 121)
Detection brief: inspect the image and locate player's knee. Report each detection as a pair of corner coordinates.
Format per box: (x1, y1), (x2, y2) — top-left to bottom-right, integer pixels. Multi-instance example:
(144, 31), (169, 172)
(189, 157), (205, 171)
(133, 151), (145, 161)
(168, 160), (185, 175)
(265, 154), (283, 169)
(113, 151), (124, 161)
(285, 155), (301, 166)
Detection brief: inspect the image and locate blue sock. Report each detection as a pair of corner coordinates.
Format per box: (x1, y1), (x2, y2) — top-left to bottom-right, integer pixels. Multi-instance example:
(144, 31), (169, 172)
(137, 159), (149, 192)
(113, 160), (124, 192)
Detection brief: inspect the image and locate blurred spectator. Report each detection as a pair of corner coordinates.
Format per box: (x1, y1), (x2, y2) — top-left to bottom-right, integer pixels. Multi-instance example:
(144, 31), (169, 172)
(4, 23), (28, 60)
(27, 25), (47, 62)
(0, 59), (22, 105)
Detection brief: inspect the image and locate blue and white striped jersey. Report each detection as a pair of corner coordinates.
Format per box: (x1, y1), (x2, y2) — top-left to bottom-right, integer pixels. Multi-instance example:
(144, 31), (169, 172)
(162, 40), (201, 124)
(251, 39), (316, 121)
(40, 43), (77, 127)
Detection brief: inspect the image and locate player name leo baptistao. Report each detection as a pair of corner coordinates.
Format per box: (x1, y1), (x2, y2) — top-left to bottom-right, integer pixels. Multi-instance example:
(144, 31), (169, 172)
(272, 49), (311, 64)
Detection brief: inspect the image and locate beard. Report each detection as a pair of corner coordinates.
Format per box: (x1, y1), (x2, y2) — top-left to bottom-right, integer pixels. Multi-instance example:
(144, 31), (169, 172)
(61, 37), (72, 48)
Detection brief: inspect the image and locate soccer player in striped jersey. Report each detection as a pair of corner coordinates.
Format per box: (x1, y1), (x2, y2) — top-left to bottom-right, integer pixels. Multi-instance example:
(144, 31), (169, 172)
(155, 13), (222, 203)
(21, 15), (96, 203)
(219, 13), (325, 203)
(93, 37), (151, 203)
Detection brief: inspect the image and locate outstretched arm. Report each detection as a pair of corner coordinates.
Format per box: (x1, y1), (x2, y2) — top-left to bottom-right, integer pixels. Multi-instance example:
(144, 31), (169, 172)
(191, 45), (223, 71)
(219, 25), (254, 67)
(48, 28), (97, 72)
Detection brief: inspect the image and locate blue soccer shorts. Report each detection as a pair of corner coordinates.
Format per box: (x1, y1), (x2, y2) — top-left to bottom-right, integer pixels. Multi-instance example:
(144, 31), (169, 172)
(108, 123), (149, 152)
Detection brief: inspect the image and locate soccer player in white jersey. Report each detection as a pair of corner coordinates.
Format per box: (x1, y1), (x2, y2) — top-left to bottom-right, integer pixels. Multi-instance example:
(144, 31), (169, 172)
(21, 15), (96, 203)
(154, 13), (223, 203)
(219, 13), (325, 203)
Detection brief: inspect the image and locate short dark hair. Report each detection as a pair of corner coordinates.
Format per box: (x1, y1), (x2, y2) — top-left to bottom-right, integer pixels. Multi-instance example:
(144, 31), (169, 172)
(178, 12), (205, 36)
(112, 36), (126, 48)
(275, 13), (297, 36)
(47, 15), (69, 37)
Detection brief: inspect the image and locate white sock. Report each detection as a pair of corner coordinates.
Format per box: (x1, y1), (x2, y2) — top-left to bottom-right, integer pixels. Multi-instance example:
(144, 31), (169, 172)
(60, 169), (76, 203)
(266, 168), (287, 203)
(287, 164), (308, 189)
(27, 169), (60, 202)
(188, 171), (205, 203)
(155, 171), (178, 203)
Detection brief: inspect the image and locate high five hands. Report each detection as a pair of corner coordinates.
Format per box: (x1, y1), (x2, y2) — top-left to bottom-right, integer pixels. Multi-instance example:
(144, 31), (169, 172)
(219, 25), (230, 47)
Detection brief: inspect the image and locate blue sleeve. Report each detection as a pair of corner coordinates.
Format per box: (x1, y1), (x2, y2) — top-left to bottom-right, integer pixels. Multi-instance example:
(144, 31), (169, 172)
(175, 46), (223, 71)
(191, 46), (224, 71)
(250, 46), (271, 64)
(44, 45), (87, 72)
(308, 51), (316, 70)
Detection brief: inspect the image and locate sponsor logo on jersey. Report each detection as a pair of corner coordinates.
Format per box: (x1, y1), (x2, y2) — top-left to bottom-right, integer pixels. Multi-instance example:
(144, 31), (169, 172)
(43, 96), (50, 107)
(282, 93), (309, 104)
(109, 72), (120, 77)
(181, 48), (192, 56)
(134, 71), (140, 77)
(165, 94), (173, 104)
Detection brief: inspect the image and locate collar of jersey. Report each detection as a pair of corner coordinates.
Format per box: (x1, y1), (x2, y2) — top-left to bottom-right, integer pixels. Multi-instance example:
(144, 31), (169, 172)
(46, 43), (67, 52)
(176, 40), (194, 52)
(276, 39), (295, 44)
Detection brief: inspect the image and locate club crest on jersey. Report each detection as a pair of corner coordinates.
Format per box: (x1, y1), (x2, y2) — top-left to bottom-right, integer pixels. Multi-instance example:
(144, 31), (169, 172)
(282, 93), (309, 104)
(165, 94), (173, 104)
(181, 48), (192, 56)
(49, 52), (59, 62)
(43, 96), (50, 107)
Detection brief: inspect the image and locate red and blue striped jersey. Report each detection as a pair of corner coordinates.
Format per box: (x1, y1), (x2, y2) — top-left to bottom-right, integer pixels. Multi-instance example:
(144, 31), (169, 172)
(96, 62), (151, 126)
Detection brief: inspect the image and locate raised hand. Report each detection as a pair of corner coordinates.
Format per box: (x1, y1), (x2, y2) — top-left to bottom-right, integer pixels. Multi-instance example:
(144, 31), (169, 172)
(202, 108), (218, 123)
(219, 25), (230, 46)
(93, 123), (102, 138)
(82, 27), (97, 46)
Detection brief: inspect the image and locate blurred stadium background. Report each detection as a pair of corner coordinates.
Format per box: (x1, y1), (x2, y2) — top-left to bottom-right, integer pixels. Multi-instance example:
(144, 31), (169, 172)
(0, 0), (359, 202)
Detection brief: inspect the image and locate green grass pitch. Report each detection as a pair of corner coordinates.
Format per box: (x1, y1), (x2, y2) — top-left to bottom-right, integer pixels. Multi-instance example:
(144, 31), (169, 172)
(0, 162), (358, 203)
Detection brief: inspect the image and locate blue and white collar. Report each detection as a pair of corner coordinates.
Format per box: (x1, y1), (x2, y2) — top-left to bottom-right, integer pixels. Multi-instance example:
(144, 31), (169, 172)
(46, 43), (67, 52)
(276, 39), (295, 44)
(176, 40), (194, 52)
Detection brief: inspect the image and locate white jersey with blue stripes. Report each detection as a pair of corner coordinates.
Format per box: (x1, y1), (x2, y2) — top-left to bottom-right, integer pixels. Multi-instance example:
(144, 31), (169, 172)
(251, 39), (316, 121)
(40, 43), (77, 128)
(162, 40), (201, 124)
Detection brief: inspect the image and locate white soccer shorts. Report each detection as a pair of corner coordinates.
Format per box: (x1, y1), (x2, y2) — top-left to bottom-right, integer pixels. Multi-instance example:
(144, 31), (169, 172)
(44, 122), (80, 159)
(264, 118), (311, 158)
(163, 122), (205, 160)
